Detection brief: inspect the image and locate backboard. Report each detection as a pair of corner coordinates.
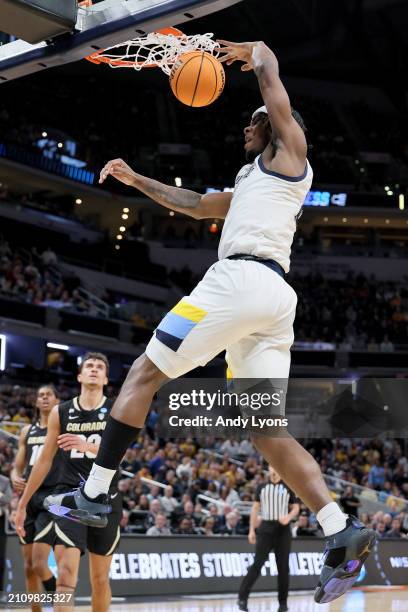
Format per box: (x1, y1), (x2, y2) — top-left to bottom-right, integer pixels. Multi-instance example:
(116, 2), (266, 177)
(0, 0), (243, 83)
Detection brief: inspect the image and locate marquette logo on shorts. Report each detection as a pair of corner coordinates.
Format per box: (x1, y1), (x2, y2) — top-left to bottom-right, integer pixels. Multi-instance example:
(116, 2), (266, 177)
(155, 301), (207, 351)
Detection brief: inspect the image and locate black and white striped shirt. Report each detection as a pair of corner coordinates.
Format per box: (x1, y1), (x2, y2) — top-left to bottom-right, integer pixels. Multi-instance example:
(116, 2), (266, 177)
(256, 481), (298, 521)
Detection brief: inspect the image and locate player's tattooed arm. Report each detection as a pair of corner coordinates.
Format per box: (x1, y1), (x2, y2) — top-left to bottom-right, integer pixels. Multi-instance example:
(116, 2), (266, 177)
(99, 158), (231, 219)
(132, 175), (203, 218)
(129, 177), (232, 219)
(99, 158), (201, 218)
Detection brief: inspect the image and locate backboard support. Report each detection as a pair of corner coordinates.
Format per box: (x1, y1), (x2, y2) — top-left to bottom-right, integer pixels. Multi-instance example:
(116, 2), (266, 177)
(0, 0), (243, 83)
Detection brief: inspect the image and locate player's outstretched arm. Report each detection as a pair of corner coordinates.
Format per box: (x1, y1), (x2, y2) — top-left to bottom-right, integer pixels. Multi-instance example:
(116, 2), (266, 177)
(10, 424), (30, 492)
(218, 40), (306, 162)
(15, 406), (60, 535)
(99, 158), (232, 219)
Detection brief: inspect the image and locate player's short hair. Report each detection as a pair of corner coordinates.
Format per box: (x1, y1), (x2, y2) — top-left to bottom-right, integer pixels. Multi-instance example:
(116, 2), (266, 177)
(252, 104), (307, 133)
(37, 383), (58, 398)
(79, 352), (109, 377)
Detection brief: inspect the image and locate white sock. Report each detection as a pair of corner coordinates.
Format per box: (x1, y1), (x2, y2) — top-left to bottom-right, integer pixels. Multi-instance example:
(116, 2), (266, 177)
(84, 463), (116, 498)
(317, 502), (348, 537)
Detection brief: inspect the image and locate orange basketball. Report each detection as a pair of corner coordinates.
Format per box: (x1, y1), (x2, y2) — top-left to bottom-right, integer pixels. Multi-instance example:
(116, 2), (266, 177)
(169, 51), (225, 107)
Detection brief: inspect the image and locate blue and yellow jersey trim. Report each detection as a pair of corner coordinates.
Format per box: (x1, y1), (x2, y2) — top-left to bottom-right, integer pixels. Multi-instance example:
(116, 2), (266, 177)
(155, 300), (207, 351)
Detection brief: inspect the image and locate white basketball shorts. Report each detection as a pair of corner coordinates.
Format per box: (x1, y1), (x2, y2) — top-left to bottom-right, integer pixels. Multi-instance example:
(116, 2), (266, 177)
(146, 259), (297, 379)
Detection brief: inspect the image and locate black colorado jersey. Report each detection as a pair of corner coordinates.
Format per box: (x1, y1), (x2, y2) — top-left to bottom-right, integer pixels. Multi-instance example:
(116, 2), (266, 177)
(23, 422), (61, 487)
(58, 396), (119, 489)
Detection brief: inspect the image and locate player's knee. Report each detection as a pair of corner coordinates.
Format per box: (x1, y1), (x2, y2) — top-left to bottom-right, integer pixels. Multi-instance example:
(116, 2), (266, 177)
(24, 557), (35, 576)
(249, 427), (287, 449)
(31, 556), (49, 579)
(90, 570), (111, 591)
(128, 353), (166, 391)
(57, 565), (77, 590)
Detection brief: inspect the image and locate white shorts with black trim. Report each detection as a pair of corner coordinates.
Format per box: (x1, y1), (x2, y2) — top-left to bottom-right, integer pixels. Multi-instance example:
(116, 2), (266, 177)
(146, 259), (297, 379)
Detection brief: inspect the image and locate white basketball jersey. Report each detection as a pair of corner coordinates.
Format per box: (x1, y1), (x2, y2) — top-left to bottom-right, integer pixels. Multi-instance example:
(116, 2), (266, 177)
(218, 154), (313, 273)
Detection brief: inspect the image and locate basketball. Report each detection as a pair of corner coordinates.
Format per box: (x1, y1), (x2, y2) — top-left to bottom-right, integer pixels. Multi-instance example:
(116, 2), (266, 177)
(169, 50), (225, 107)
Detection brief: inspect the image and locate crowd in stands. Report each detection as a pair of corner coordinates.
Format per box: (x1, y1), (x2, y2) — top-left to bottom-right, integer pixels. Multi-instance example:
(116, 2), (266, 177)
(1, 66), (408, 192)
(0, 238), (88, 311)
(292, 271), (408, 348)
(167, 268), (408, 349)
(1, 381), (407, 538)
(2, 229), (408, 349)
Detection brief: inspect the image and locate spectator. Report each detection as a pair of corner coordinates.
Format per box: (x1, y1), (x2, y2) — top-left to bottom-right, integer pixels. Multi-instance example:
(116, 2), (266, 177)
(145, 498), (162, 529)
(176, 456), (193, 484)
(378, 481), (393, 503)
(198, 516), (217, 536)
(193, 502), (206, 524)
(135, 494), (150, 512)
(208, 503), (223, 533)
(41, 247), (57, 266)
(10, 407), (31, 435)
(368, 459), (386, 490)
(223, 485), (240, 507)
(176, 517), (196, 535)
(203, 482), (219, 500)
(147, 484), (161, 502)
(146, 513), (172, 536)
(117, 478), (131, 494)
(380, 335), (394, 352)
(367, 338), (379, 352)
(340, 485), (361, 518)
(148, 450), (165, 477)
(145, 408), (159, 439)
(219, 511), (242, 536)
(120, 509), (138, 533)
(360, 483), (378, 502)
(382, 518), (405, 539)
(178, 500), (197, 527)
(238, 439), (254, 457)
(292, 514), (318, 537)
(383, 513), (393, 528)
(219, 439), (241, 456)
(160, 485), (178, 515)
(375, 521), (387, 538)
(397, 512), (408, 536)
(120, 448), (141, 474)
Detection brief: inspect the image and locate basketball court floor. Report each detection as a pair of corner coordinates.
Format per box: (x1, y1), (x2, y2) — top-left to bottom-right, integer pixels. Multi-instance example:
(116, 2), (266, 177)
(6, 589), (408, 612)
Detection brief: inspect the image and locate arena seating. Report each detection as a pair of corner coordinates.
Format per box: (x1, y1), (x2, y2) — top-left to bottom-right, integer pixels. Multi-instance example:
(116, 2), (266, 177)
(2, 222), (408, 350)
(1, 381), (407, 537)
(1, 75), (407, 191)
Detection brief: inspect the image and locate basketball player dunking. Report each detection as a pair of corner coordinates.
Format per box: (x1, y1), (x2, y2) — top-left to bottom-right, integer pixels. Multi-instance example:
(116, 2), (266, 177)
(15, 353), (121, 612)
(42, 40), (376, 603)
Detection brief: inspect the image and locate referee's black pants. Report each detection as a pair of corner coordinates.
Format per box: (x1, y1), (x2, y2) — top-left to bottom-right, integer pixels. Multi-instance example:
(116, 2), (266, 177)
(239, 521), (291, 605)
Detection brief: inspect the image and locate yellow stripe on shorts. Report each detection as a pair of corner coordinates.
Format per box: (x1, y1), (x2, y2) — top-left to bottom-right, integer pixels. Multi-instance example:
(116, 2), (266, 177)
(171, 300), (207, 323)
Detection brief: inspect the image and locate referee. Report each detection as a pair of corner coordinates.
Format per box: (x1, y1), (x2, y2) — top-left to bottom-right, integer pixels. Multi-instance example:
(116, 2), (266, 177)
(238, 465), (300, 612)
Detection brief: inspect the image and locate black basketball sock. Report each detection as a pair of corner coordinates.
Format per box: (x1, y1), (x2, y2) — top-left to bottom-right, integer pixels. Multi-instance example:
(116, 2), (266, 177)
(96, 415), (142, 470)
(42, 575), (56, 592)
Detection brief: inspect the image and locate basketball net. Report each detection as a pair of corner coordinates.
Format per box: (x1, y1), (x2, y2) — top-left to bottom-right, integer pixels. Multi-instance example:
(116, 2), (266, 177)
(84, 28), (219, 76)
